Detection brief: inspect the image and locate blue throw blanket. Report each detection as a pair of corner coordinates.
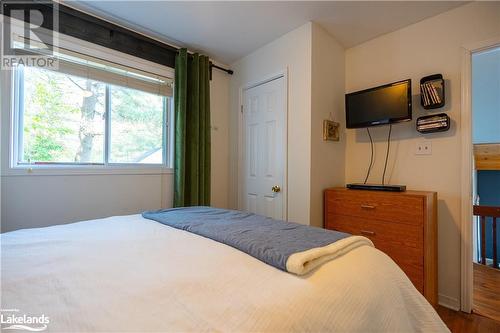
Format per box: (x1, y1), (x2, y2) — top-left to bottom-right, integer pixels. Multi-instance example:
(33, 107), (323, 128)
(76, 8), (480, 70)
(142, 206), (355, 274)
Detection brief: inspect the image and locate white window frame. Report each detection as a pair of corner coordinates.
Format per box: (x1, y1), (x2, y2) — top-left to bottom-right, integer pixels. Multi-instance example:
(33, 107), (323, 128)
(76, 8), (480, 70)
(2, 31), (175, 176)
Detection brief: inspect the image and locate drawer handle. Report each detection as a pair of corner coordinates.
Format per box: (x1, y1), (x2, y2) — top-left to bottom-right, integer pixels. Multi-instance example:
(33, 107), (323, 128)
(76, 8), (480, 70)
(360, 204), (376, 210)
(360, 230), (376, 236)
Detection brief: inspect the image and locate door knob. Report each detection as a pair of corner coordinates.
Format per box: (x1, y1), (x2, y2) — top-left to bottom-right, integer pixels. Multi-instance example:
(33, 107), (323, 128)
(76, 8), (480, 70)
(272, 185), (281, 193)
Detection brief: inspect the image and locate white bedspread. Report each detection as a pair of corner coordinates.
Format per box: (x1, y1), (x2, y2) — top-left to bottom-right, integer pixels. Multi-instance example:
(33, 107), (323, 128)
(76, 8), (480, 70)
(1, 215), (449, 332)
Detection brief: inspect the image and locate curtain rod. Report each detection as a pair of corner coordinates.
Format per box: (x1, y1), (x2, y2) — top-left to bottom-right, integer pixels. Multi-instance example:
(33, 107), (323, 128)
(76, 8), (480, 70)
(210, 63), (233, 75)
(60, 1), (234, 76)
(3, 1), (234, 77)
(68, 2), (235, 77)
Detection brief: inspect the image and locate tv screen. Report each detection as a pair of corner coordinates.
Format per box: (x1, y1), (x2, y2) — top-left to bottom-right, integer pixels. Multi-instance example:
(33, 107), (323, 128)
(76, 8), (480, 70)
(345, 79), (412, 128)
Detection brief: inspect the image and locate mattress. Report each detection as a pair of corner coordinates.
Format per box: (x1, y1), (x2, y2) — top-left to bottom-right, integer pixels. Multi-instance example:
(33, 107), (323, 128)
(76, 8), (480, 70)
(0, 214), (449, 332)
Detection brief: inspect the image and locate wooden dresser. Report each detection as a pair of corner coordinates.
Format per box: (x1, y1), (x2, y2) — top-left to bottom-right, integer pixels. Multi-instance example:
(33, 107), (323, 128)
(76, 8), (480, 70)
(324, 188), (437, 305)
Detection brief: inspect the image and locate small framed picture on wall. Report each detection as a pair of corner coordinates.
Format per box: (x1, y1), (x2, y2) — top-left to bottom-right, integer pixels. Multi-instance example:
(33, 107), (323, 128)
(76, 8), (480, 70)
(323, 120), (339, 141)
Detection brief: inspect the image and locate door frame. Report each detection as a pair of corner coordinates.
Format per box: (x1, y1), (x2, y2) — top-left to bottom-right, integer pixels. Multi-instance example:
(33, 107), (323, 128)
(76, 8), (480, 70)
(237, 69), (289, 220)
(460, 36), (500, 313)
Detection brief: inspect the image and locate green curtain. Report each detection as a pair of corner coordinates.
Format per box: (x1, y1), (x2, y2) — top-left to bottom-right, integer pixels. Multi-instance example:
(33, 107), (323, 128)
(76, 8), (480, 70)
(174, 48), (211, 207)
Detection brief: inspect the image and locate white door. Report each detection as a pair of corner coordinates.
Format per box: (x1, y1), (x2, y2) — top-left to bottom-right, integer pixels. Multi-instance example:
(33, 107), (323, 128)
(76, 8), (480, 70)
(242, 76), (286, 220)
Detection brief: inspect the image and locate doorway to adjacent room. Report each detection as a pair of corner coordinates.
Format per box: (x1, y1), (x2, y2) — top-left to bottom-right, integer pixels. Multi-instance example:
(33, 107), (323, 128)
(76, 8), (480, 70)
(471, 45), (500, 322)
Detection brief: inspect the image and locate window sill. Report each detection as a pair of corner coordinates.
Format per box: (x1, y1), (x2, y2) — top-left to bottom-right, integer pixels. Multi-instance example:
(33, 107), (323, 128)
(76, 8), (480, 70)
(2, 165), (174, 177)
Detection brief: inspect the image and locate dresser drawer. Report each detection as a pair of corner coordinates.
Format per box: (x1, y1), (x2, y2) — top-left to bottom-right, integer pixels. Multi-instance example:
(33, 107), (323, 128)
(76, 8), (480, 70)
(325, 190), (424, 225)
(326, 214), (423, 249)
(326, 214), (424, 292)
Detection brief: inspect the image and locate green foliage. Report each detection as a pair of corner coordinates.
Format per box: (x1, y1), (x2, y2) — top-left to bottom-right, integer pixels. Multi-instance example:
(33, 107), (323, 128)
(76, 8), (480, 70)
(110, 86), (164, 162)
(23, 70), (76, 162)
(25, 136), (64, 162)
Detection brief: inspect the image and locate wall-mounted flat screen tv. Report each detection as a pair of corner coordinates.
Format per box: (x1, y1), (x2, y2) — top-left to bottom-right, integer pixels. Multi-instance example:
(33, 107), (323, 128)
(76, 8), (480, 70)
(345, 79), (412, 128)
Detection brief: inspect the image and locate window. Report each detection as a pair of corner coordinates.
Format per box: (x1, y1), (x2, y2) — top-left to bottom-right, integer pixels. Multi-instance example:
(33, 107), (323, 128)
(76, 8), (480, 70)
(12, 50), (172, 168)
(109, 85), (165, 164)
(18, 66), (106, 164)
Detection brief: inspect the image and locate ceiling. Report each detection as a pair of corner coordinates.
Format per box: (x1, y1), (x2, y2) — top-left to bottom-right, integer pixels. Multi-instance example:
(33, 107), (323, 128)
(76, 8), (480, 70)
(66, 1), (467, 65)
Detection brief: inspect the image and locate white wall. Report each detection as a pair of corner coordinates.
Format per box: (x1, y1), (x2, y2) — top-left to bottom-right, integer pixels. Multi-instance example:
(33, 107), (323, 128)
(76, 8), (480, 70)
(1, 174), (172, 232)
(210, 69), (230, 208)
(310, 24), (346, 227)
(1, 71), (230, 232)
(472, 47), (500, 144)
(228, 22), (346, 227)
(345, 2), (500, 309)
(229, 23), (313, 225)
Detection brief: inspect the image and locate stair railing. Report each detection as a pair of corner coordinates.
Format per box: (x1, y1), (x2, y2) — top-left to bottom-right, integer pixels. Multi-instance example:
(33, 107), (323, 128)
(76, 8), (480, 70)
(473, 205), (500, 269)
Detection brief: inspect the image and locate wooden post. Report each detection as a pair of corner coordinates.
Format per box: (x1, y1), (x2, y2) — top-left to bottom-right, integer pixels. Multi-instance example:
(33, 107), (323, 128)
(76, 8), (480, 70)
(493, 217), (498, 269)
(481, 216), (486, 265)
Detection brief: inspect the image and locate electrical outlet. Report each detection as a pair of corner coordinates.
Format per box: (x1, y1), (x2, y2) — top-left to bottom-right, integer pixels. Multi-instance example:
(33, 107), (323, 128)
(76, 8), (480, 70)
(415, 141), (432, 155)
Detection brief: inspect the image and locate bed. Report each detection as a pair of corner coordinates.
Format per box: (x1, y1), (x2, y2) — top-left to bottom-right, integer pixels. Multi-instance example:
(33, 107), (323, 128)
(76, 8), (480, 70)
(1, 212), (449, 332)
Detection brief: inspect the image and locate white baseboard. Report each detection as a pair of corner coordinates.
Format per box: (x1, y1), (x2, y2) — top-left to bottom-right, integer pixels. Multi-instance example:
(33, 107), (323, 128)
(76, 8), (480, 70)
(438, 293), (460, 311)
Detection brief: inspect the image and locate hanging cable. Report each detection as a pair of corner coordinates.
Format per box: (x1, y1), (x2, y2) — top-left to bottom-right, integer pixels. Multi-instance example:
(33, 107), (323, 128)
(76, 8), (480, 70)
(364, 127), (374, 184)
(382, 124), (392, 185)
